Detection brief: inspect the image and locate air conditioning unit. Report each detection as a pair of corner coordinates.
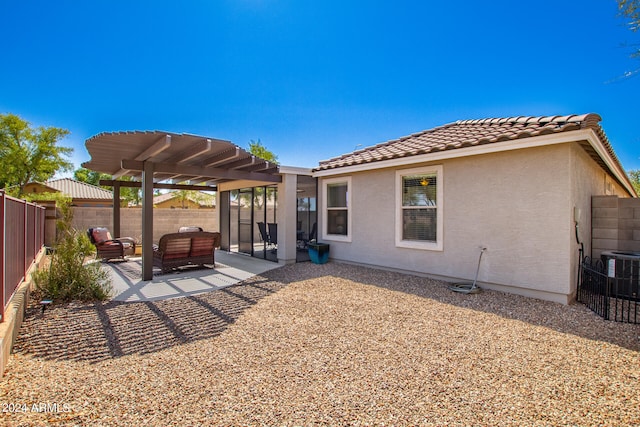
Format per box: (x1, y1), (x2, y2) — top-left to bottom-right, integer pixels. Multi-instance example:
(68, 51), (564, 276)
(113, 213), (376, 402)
(600, 251), (640, 301)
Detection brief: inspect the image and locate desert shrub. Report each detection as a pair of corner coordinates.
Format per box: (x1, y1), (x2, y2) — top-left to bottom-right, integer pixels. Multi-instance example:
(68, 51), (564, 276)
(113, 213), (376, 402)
(32, 197), (112, 302)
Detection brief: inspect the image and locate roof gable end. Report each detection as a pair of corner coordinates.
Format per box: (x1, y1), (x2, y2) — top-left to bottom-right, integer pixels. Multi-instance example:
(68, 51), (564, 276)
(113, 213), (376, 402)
(45, 178), (113, 200)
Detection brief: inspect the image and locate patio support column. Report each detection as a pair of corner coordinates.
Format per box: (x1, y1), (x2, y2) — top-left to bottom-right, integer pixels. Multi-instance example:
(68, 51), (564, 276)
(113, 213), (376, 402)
(277, 173), (297, 264)
(219, 191), (230, 251)
(113, 181), (121, 237)
(142, 161), (154, 281)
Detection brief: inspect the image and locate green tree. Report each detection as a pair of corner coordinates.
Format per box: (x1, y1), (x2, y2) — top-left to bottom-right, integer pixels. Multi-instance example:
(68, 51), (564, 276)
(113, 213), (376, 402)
(618, 0), (640, 79)
(0, 113), (73, 196)
(248, 139), (278, 164)
(246, 140), (279, 207)
(165, 185), (214, 209)
(108, 175), (144, 207)
(628, 169), (640, 195)
(619, 0), (640, 36)
(74, 167), (111, 187)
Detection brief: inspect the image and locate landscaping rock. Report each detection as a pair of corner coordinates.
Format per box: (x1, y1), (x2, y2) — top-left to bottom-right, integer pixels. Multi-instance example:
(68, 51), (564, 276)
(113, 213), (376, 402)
(1, 262), (638, 426)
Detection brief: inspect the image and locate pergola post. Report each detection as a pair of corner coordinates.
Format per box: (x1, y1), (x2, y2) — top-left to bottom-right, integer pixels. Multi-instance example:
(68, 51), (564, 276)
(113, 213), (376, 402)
(113, 181), (121, 237)
(142, 161), (154, 281)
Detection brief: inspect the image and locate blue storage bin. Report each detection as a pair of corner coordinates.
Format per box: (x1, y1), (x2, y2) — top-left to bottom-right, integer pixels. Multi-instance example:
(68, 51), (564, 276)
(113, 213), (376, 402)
(308, 243), (330, 264)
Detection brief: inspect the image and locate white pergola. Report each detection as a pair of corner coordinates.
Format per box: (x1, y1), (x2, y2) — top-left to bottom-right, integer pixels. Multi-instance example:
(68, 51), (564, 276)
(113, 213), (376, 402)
(83, 131), (282, 280)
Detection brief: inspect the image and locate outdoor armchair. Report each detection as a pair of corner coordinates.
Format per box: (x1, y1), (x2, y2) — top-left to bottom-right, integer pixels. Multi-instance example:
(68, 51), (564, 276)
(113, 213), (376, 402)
(87, 227), (136, 261)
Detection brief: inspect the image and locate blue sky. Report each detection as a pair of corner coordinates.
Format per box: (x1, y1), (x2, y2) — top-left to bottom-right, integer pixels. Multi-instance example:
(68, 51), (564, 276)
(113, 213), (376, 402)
(1, 1), (639, 173)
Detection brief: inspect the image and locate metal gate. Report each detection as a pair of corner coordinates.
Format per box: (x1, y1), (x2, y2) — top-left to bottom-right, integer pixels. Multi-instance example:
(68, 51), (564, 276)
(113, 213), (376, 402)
(578, 256), (640, 324)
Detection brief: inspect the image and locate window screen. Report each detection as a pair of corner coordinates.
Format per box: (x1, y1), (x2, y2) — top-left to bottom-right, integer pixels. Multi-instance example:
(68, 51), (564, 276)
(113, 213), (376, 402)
(327, 182), (348, 235)
(402, 174), (437, 242)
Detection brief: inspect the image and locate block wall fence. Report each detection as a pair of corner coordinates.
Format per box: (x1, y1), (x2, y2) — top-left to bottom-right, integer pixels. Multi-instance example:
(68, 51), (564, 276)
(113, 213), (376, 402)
(44, 206), (218, 246)
(592, 196), (640, 260)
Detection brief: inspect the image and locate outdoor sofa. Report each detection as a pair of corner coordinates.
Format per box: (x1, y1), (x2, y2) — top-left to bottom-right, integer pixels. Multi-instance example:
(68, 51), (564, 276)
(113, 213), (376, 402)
(153, 231), (221, 274)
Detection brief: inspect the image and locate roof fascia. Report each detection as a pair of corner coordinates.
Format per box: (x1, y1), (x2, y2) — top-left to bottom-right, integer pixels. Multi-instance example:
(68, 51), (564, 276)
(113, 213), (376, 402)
(583, 130), (636, 197)
(278, 165), (314, 175)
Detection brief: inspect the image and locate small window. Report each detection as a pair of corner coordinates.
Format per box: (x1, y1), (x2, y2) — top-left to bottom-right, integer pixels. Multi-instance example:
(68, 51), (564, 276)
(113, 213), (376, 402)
(396, 166), (443, 251)
(322, 177), (351, 242)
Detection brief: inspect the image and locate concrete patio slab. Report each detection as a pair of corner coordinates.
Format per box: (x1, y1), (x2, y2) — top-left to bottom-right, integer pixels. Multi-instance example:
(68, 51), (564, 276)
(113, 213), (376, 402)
(102, 251), (280, 302)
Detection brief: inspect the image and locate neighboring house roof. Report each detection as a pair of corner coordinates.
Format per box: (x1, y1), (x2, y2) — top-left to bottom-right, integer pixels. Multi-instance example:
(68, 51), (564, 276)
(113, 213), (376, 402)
(314, 113), (635, 196)
(44, 178), (113, 200)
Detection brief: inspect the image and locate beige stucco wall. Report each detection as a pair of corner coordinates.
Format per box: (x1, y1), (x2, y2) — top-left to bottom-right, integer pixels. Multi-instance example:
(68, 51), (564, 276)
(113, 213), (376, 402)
(567, 142), (631, 298)
(319, 142), (627, 303)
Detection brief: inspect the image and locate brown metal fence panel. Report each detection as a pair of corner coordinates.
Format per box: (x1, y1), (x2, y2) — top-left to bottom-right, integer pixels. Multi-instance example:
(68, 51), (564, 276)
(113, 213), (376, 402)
(37, 206), (45, 252)
(0, 192), (4, 321)
(5, 197), (26, 308)
(26, 204), (36, 265)
(1, 191), (46, 322)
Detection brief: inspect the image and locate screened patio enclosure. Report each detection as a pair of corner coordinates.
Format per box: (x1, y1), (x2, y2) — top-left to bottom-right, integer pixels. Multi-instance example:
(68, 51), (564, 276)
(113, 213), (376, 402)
(220, 173), (317, 263)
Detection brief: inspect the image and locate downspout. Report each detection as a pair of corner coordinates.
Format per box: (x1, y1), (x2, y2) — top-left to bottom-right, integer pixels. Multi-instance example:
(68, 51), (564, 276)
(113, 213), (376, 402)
(575, 207), (584, 293)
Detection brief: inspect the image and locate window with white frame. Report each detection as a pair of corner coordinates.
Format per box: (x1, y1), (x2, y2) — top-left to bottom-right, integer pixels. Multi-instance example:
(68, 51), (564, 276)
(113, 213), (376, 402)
(322, 177), (351, 242)
(396, 165), (443, 251)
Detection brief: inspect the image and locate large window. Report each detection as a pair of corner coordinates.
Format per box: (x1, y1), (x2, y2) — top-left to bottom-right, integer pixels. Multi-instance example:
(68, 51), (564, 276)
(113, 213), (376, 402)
(322, 177), (351, 242)
(396, 166), (443, 251)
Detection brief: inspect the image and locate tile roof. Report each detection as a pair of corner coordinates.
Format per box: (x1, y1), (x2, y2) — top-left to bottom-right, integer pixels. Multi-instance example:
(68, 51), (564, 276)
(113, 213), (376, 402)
(45, 178), (113, 200)
(315, 113), (620, 172)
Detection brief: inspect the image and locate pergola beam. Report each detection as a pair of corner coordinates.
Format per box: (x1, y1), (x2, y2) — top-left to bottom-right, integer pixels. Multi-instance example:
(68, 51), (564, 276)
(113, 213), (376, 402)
(243, 161), (273, 172)
(121, 160), (282, 183)
(114, 134), (171, 178)
(201, 147), (241, 167)
(135, 135), (172, 161)
(112, 168), (131, 179)
(99, 180), (218, 191)
(185, 177), (212, 185)
(222, 156), (256, 170)
(165, 138), (212, 164)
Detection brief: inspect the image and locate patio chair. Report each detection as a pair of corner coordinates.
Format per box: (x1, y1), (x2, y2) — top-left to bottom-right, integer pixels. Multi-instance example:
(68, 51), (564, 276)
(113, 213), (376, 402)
(257, 221), (275, 250)
(87, 227), (136, 262)
(268, 223), (278, 247)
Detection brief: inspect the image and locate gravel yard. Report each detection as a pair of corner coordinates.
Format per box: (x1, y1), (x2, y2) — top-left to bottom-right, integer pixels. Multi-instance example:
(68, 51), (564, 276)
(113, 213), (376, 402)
(1, 261), (639, 426)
